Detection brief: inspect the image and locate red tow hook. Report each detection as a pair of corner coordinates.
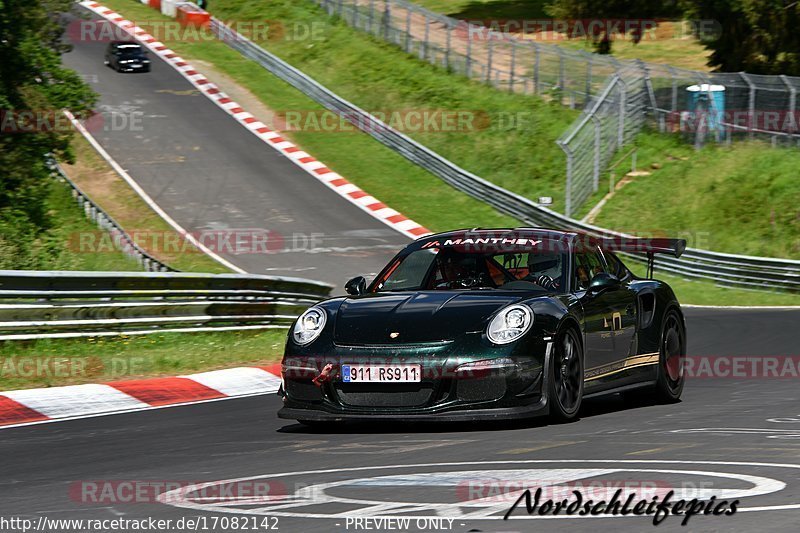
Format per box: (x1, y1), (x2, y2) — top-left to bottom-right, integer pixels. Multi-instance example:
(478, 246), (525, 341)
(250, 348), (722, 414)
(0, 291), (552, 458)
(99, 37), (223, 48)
(312, 363), (337, 387)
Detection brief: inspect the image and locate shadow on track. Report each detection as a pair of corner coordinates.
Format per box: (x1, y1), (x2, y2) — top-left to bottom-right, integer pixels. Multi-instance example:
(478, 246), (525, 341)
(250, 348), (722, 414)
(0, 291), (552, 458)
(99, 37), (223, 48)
(277, 393), (674, 434)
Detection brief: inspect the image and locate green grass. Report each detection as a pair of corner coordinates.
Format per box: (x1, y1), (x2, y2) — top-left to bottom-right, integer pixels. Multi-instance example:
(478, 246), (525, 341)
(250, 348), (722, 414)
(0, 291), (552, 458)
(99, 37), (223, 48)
(0, 329), (286, 390)
(33, 180), (144, 271)
(587, 133), (800, 260)
(95, 0), (799, 309)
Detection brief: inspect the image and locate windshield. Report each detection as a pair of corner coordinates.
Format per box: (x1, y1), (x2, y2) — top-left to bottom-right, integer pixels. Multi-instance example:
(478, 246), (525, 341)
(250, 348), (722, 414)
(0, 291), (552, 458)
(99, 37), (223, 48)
(116, 44), (144, 55)
(373, 245), (569, 293)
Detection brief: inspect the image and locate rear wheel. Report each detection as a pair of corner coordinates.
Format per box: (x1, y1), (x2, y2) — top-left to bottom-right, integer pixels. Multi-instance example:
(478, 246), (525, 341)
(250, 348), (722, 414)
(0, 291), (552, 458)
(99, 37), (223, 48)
(549, 327), (584, 422)
(654, 310), (686, 402)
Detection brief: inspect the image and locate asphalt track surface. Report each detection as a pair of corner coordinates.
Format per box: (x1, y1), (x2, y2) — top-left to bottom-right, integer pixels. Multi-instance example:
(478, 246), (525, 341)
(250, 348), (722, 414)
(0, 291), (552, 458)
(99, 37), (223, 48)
(2, 308), (800, 533)
(6, 7), (796, 533)
(60, 9), (410, 286)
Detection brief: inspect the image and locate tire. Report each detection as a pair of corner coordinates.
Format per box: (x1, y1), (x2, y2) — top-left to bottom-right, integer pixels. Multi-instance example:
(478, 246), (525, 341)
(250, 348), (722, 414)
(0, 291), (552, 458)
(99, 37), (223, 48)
(548, 327), (584, 422)
(654, 310), (686, 403)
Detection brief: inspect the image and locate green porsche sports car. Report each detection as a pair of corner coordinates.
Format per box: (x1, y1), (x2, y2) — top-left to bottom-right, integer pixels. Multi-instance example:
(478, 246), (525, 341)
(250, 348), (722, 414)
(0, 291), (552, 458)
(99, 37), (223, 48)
(278, 228), (687, 424)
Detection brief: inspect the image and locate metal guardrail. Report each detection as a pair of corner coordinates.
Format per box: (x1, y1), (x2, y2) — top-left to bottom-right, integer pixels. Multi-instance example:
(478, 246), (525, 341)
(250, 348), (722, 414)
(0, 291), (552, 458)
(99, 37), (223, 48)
(50, 160), (176, 273)
(0, 270), (333, 340)
(207, 17), (800, 293)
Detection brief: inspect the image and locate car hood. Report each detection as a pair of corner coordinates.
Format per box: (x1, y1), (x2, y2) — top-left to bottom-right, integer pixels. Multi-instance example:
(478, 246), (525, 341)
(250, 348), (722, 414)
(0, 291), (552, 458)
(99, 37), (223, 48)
(333, 291), (523, 345)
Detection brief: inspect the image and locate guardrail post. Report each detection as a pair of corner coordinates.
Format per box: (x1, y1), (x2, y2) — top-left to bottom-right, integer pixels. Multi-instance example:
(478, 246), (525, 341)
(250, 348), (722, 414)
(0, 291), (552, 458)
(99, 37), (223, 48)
(592, 114), (602, 192)
(465, 21), (472, 78)
(533, 44), (540, 95)
(486, 37), (494, 84)
(740, 72), (756, 140)
(618, 79), (627, 147)
(666, 66), (678, 123)
(351, 0), (359, 27)
(368, 0), (375, 34)
(382, 0), (391, 42)
(558, 141), (574, 218)
(404, 4), (412, 53)
(445, 19), (452, 70)
(585, 55), (593, 104)
(422, 11), (430, 62)
(509, 40), (516, 92)
(781, 75), (797, 134)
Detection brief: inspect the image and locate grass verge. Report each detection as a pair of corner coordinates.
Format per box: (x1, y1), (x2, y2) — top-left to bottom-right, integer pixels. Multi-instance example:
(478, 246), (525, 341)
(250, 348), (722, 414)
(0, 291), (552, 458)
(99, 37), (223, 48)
(0, 329), (285, 390)
(26, 178), (142, 271)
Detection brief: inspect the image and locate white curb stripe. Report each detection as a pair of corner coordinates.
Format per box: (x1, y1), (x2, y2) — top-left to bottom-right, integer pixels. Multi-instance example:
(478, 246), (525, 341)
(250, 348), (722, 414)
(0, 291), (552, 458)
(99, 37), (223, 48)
(2, 384), (149, 418)
(181, 367), (282, 397)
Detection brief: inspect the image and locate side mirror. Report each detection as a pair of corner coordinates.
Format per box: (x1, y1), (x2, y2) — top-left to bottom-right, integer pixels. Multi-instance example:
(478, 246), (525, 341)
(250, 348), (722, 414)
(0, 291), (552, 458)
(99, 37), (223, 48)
(587, 272), (620, 295)
(345, 276), (367, 296)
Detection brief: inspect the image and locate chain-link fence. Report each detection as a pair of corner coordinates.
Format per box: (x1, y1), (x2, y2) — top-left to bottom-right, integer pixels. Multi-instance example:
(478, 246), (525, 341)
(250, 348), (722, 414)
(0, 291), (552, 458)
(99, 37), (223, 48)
(313, 0), (800, 216)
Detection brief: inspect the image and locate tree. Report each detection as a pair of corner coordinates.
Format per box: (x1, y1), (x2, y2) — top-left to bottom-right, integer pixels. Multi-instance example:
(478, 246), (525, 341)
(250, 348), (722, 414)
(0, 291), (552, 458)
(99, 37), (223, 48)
(0, 0), (96, 266)
(681, 0), (800, 74)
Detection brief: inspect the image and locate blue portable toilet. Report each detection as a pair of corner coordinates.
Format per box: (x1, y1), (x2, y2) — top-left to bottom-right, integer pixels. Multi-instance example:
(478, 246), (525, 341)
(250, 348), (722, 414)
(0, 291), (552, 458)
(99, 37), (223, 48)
(686, 84), (726, 141)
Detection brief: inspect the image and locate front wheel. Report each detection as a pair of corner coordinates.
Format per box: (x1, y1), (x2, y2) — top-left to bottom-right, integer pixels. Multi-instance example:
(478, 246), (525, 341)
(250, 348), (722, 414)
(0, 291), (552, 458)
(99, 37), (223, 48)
(548, 327), (584, 422)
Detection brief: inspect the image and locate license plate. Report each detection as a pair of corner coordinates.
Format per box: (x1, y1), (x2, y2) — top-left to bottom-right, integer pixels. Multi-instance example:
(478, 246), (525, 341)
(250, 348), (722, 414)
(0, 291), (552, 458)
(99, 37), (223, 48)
(341, 364), (422, 383)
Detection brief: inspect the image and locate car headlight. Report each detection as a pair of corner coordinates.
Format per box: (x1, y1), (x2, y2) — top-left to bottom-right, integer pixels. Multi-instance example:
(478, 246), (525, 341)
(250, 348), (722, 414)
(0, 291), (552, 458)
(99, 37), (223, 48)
(487, 304), (533, 345)
(292, 307), (327, 346)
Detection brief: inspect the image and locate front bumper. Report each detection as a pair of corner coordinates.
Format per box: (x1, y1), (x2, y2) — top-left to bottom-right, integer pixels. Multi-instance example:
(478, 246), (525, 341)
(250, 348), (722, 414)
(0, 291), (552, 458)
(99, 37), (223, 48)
(278, 396), (548, 422)
(279, 335), (551, 423)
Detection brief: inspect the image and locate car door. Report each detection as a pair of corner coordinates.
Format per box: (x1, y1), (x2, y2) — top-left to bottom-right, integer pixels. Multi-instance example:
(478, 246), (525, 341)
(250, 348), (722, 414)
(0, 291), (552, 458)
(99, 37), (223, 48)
(599, 249), (638, 362)
(574, 250), (616, 376)
(575, 248), (637, 383)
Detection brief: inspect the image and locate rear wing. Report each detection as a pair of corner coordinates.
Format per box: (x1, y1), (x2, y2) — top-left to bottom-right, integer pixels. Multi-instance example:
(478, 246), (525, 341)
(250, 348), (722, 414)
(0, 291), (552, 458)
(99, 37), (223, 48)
(599, 238), (686, 258)
(598, 238), (687, 279)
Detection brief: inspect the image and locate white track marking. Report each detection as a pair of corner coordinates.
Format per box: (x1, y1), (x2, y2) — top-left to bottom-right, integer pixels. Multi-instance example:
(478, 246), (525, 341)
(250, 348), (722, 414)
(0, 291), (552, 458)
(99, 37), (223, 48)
(157, 459), (800, 519)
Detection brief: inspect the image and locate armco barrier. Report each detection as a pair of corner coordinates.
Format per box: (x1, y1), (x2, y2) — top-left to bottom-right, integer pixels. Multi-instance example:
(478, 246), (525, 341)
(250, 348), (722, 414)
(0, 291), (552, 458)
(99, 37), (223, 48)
(0, 271), (332, 340)
(205, 18), (800, 293)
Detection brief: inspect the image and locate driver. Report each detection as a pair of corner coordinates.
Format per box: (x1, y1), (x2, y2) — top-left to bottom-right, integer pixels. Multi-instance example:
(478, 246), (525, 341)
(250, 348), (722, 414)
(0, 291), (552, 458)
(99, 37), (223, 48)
(436, 253), (484, 289)
(525, 252), (562, 290)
